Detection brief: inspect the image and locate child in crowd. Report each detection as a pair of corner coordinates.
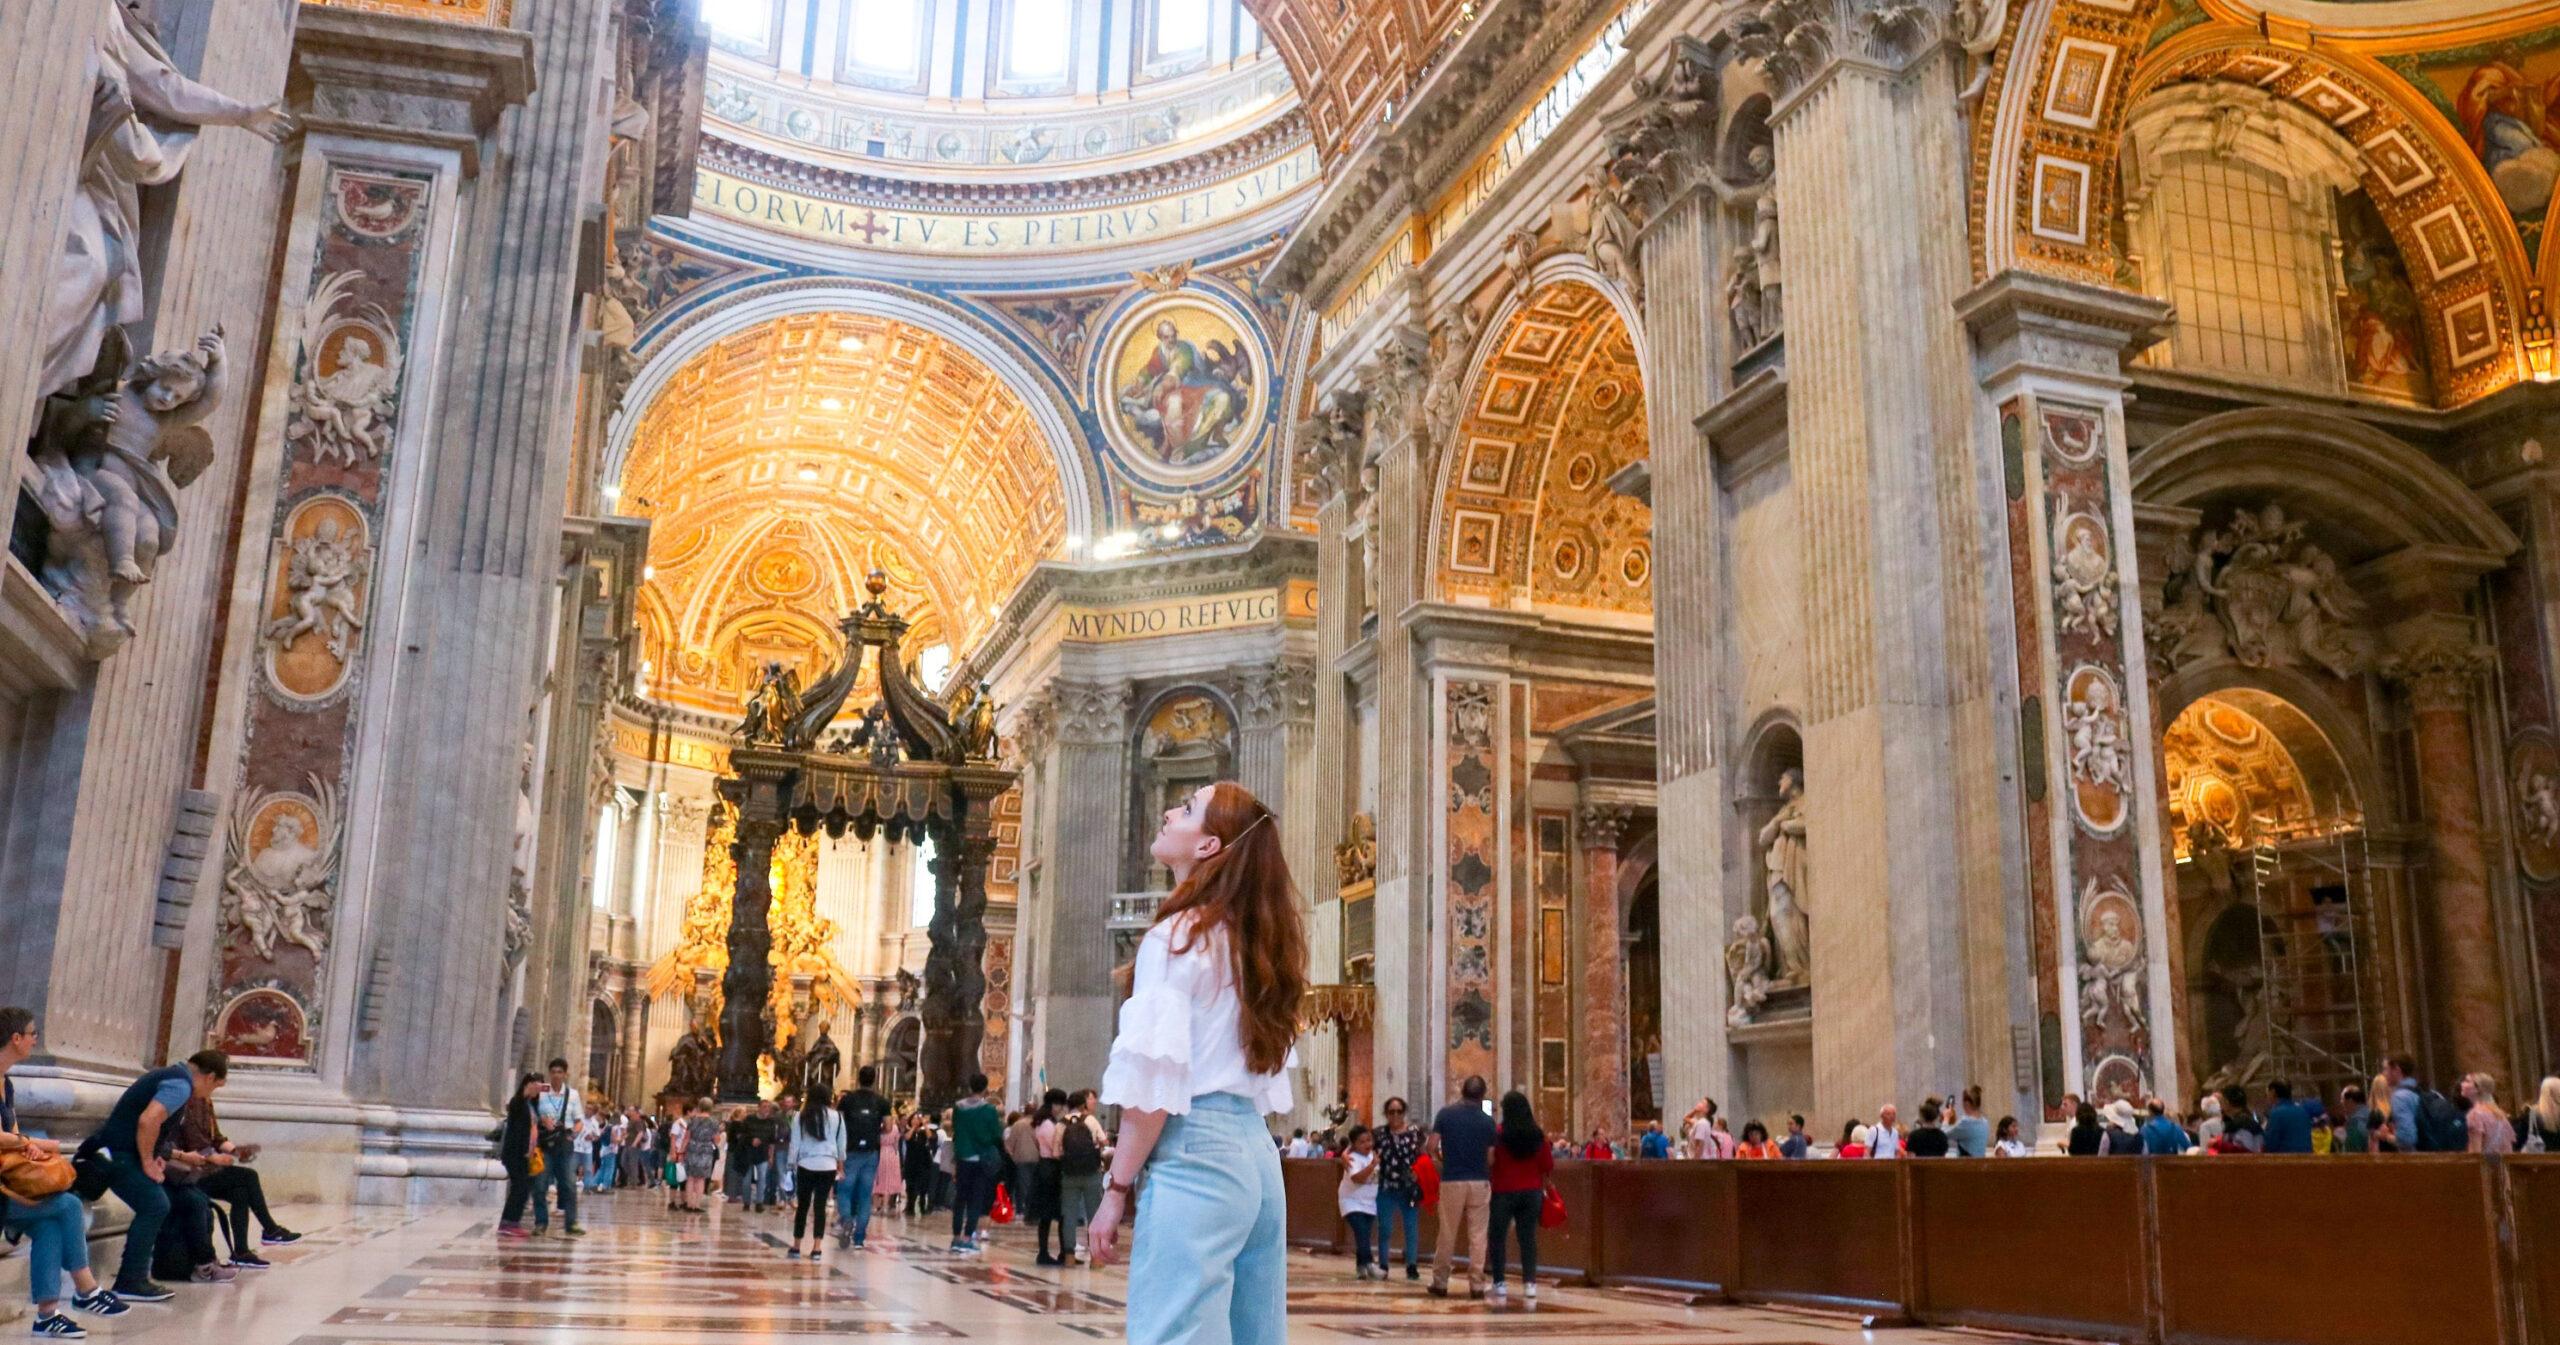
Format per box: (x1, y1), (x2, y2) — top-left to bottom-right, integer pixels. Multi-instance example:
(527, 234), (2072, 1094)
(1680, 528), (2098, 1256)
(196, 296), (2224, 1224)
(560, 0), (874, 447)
(1338, 1125), (1380, 1280)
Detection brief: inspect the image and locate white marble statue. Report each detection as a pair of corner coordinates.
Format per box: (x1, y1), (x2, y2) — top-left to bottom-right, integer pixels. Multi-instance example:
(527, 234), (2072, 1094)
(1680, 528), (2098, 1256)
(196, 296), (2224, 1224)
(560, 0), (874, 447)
(1422, 306), (1483, 451)
(2078, 900), (2147, 1035)
(1725, 914), (1772, 1027)
(2063, 676), (2134, 797)
(506, 743), (537, 966)
(222, 779), (343, 962)
(2524, 767), (2560, 850)
(31, 327), (227, 657)
(42, 1), (292, 404)
(1725, 247), (1765, 349)
(263, 515), (368, 660)
(1758, 768), (1810, 983)
(1584, 161), (1642, 303)
(2051, 509), (2118, 640)
(1749, 194), (1783, 334)
(288, 271), (406, 467)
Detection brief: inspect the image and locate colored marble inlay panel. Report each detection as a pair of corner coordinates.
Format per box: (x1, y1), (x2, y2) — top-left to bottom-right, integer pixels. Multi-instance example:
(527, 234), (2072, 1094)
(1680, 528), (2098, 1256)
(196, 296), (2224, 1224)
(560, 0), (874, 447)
(365, 1273), (875, 1306)
(304, 0), (514, 26)
(2033, 401), (2154, 1103)
(325, 1307), (955, 1335)
(212, 162), (437, 1067)
(1444, 679), (1499, 1082)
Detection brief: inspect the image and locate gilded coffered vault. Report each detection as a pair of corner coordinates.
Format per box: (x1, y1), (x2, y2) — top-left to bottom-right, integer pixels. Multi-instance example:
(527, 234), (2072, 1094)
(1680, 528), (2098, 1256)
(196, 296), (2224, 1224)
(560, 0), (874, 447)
(618, 311), (1067, 710)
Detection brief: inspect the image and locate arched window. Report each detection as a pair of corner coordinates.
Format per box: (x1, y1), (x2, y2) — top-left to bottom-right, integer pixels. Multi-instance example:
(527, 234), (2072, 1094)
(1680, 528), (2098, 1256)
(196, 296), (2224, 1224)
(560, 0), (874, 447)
(701, 0), (780, 58)
(1136, 0), (1212, 82)
(1000, 0), (1075, 88)
(844, 0), (932, 91)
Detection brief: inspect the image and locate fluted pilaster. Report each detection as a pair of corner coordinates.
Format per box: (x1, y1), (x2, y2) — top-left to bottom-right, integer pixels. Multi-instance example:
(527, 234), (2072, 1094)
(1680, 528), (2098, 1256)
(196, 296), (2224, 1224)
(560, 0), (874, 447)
(1038, 679), (1131, 1092)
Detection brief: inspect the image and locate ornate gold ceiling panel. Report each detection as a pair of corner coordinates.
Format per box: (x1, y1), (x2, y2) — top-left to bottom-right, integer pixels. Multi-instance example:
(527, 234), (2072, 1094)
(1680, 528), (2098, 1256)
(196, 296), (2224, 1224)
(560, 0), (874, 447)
(622, 312), (1065, 714)
(1436, 281), (1653, 614)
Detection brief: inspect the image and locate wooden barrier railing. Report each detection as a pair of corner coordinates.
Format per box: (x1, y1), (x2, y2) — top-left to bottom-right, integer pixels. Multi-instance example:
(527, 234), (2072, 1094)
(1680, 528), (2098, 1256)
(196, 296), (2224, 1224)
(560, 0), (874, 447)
(1282, 1154), (2557, 1344)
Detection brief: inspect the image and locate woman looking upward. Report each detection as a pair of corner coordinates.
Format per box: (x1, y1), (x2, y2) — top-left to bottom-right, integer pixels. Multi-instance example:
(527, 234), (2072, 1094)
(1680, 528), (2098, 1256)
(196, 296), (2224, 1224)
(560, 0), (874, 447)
(1086, 782), (1309, 1345)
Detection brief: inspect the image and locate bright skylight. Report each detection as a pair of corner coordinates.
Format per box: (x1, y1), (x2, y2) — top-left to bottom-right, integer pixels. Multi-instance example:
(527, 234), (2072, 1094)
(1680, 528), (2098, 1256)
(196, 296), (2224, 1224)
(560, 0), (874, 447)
(847, 0), (923, 74)
(1008, 0), (1073, 80)
(1153, 0), (1209, 55)
(700, 0), (775, 51)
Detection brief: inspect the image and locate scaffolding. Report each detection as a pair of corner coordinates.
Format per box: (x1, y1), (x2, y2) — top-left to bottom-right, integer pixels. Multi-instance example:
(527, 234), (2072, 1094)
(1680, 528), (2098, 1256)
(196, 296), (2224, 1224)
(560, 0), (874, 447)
(2237, 827), (2374, 1102)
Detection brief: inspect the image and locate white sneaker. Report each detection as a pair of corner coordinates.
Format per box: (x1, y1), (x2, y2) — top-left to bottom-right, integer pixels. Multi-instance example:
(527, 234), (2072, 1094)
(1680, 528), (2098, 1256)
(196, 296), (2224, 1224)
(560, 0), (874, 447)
(1489, 1282), (1508, 1298)
(1526, 1283), (1539, 1302)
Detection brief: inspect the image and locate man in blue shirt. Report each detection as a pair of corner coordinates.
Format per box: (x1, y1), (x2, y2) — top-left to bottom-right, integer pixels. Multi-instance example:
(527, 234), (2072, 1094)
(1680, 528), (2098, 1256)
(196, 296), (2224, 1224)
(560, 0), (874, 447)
(1637, 1120), (1671, 1159)
(1425, 1076), (1497, 1300)
(2262, 1080), (2313, 1154)
(76, 1051), (228, 1301)
(1778, 1114), (1810, 1159)
(2140, 1099), (2191, 1154)
(1948, 1087), (1993, 1157)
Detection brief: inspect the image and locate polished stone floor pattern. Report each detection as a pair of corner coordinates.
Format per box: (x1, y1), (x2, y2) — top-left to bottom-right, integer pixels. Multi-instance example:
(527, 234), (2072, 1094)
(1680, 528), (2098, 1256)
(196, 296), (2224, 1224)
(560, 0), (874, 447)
(57, 1193), (2098, 1342)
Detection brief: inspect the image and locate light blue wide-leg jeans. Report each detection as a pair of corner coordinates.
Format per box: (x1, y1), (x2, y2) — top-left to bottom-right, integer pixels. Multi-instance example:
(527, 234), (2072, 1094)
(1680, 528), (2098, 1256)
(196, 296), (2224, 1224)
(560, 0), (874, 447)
(1125, 1093), (1286, 1345)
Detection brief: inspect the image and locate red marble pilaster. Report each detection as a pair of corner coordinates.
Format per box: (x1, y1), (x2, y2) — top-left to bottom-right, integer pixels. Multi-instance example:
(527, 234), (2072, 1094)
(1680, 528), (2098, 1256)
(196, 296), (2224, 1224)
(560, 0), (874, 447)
(2394, 649), (2513, 1085)
(1579, 805), (1632, 1141)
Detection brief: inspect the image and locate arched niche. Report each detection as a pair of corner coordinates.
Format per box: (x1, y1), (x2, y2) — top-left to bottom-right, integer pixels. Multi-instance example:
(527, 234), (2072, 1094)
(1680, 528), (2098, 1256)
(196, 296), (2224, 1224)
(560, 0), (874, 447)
(1124, 685), (1240, 888)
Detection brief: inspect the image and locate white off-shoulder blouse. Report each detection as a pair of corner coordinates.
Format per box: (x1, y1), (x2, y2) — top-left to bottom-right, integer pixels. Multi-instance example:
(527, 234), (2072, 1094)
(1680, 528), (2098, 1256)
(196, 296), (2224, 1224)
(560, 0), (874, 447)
(1100, 913), (1295, 1116)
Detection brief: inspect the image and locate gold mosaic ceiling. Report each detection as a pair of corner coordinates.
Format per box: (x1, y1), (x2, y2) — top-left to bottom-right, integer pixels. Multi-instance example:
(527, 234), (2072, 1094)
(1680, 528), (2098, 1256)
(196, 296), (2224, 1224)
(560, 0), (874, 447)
(620, 312), (1066, 715)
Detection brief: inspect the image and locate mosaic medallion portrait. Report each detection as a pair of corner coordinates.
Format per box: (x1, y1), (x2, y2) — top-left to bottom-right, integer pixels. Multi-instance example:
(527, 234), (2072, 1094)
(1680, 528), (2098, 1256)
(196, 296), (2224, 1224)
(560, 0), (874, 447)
(1099, 294), (1265, 481)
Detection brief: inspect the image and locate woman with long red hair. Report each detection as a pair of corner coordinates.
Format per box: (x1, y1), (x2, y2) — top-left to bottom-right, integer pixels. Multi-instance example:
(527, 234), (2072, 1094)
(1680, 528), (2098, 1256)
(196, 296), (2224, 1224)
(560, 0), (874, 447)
(1087, 781), (1308, 1344)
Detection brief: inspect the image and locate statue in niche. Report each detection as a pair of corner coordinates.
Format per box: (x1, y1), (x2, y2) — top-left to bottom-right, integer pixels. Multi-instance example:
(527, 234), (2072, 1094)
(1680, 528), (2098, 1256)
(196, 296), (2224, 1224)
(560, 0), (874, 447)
(39, 0), (292, 404)
(1725, 247), (1765, 350)
(2051, 504), (2118, 640)
(803, 1024), (841, 1100)
(1724, 914), (1772, 1027)
(1749, 195), (1783, 335)
(2155, 505), (2374, 679)
(667, 1027), (716, 1100)
(287, 271), (405, 468)
(1757, 768), (1810, 983)
(1334, 812), (1377, 890)
(263, 515), (368, 660)
(1355, 455), (1382, 615)
(32, 327), (226, 657)
(2077, 897), (2146, 1036)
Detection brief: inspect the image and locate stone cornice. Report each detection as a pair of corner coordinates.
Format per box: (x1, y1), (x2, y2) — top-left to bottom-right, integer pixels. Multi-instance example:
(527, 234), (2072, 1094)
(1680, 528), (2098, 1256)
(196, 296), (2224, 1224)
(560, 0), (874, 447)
(1404, 600), (1657, 678)
(289, 3), (536, 175)
(969, 532), (1321, 678)
(1268, 0), (1642, 303)
(1956, 268), (2172, 391)
(699, 114), (1309, 213)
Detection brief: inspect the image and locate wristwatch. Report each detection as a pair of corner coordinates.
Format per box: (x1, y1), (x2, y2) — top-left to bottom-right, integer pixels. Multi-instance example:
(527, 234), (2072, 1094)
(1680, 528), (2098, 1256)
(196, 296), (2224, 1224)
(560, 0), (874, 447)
(1106, 1174), (1136, 1198)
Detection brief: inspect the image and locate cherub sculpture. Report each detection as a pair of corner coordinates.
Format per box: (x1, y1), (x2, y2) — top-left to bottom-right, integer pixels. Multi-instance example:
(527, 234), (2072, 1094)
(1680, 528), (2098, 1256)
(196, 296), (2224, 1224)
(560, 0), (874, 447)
(263, 515), (368, 660)
(221, 778), (343, 962)
(32, 325), (226, 656)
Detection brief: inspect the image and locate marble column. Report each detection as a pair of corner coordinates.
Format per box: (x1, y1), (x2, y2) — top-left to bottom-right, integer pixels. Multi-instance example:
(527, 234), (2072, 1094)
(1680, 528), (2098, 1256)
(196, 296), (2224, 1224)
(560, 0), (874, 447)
(1578, 805), (1633, 1140)
(1037, 680), (1130, 1093)
(717, 807), (785, 1103)
(326, 0), (615, 1200)
(1958, 270), (2174, 1113)
(1758, 19), (2001, 1119)
(1360, 329), (1434, 1106)
(1616, 50), (1732, 1119)
(2387, 639), (2514, 1086)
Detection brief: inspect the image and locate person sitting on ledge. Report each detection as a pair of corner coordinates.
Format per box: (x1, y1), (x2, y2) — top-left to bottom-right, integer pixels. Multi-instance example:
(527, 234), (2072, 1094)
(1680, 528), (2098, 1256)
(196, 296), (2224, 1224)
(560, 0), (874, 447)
(0, 1006), (130, 1337)
(169, 1088), (299, 1264)
(73, 1048), (231, 1303)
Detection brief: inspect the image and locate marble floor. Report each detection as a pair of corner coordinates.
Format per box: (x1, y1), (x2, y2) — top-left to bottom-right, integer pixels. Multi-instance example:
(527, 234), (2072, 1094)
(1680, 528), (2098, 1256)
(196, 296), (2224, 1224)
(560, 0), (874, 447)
(58, 1192), (2098, 1343)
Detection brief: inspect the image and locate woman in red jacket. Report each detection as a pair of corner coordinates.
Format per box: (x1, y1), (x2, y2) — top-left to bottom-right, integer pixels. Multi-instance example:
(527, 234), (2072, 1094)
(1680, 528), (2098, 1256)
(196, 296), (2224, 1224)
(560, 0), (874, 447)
(1487, 1091), (1554, 1302)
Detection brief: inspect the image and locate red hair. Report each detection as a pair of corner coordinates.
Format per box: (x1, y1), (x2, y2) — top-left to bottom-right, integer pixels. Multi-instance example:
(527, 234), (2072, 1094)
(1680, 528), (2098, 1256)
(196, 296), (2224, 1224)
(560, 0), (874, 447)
(1152, 781), (1309, 1076)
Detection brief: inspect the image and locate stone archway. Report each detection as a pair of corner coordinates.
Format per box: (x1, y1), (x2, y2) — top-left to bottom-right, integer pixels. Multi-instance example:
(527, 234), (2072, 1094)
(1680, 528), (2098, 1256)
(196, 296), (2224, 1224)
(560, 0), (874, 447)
(2158, 687), (2371, 1102)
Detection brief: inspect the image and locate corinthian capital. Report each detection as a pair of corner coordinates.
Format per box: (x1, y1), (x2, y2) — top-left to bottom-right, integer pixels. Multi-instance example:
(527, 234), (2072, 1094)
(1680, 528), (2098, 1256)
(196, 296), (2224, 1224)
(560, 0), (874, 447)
(1579, 804), (1636, 851)
(1297, 389), (1369, 508)
(1734, 0), (1947, 99)
(1232, 658), (1316, 730)
(2382, 638), (2495, 714)
(1054, 681), (1132, 746)
(1004, 692), (1059, 760)
(1357, 326), (1431, 438)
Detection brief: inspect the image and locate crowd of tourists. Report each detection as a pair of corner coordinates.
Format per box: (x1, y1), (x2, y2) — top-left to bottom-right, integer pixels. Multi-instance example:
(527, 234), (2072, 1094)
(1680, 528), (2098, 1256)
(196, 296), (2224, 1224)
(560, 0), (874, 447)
(0, 1008), (302, 1339)
(500, 1066), (1125, 1264)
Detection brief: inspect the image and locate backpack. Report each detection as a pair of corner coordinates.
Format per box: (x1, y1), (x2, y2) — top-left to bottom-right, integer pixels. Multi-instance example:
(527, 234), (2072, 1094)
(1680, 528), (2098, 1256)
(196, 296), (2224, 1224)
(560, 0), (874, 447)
(841, 1093), (885, 1152)
(2415, 1089), (2469, 1153)
(1061, 1116), (1102, 1175)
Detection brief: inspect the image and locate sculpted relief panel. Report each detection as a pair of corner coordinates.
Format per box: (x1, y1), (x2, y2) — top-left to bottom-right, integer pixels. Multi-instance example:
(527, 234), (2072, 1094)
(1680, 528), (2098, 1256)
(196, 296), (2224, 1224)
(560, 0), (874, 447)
(2153, 503), (2375, 680)
(210, 165), (437, 1067)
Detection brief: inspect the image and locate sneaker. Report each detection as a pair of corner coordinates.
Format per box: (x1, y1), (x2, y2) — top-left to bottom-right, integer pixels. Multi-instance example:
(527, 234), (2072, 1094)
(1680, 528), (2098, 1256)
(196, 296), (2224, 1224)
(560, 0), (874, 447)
(1426, 1284), (1449, 1299)
(947, 1241), (967, 1253)
(1036, 1254), (1064, 1267)
(1525, 1283), (1539, 1302)
(497, 1224), (531, 1241)
(786, 1248), (801, 1259)
(191, 1264), (238, 1284)
(230, 1251), (272, 1270)
(564, 1226), (586, 1237)
(108, 1282), (172, 1304)
(1405, 1265), (1420, 1281)
(808, 1250), (822, 1262)
(68, 1290), (125, 1318)
(1489, 1282), (1507, 1298)
(28, 1313), (86, 1339)
(260, 1229), (303, 1245)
